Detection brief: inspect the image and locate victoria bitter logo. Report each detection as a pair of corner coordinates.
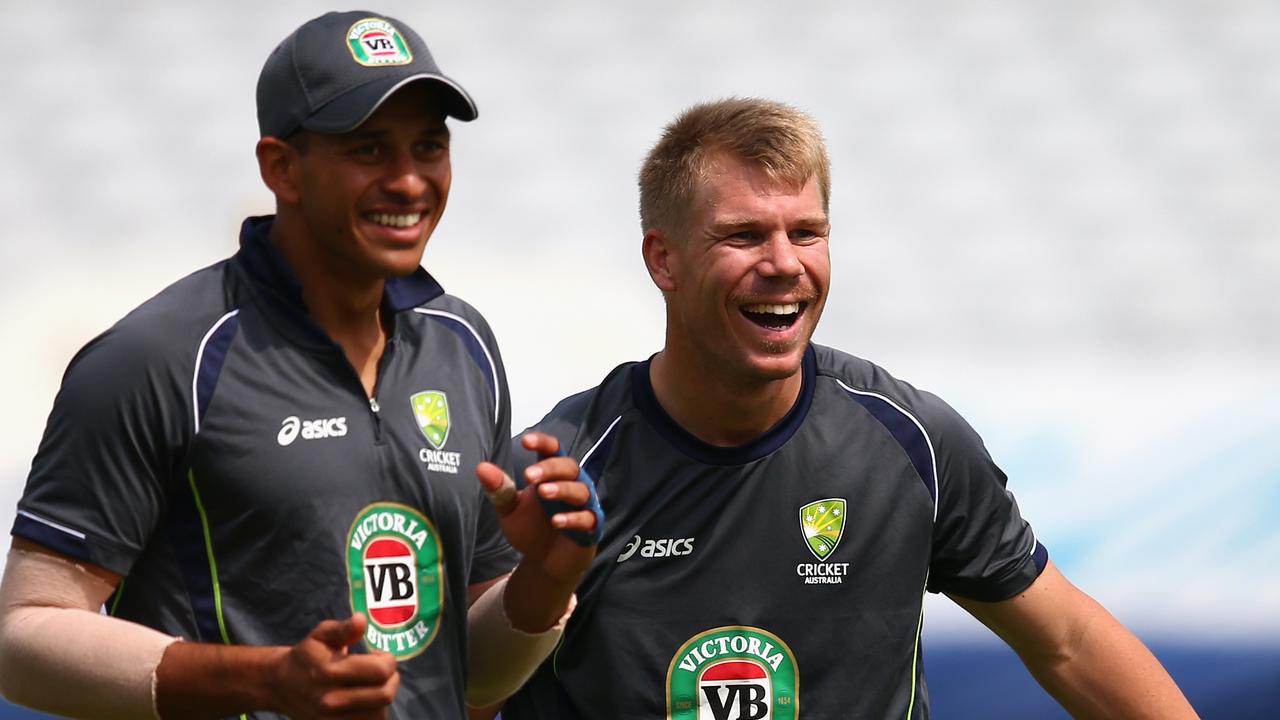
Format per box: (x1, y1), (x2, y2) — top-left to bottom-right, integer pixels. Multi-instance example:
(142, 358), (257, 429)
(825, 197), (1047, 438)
(667, 626), (798, 719)
(346, 503), (443, 659)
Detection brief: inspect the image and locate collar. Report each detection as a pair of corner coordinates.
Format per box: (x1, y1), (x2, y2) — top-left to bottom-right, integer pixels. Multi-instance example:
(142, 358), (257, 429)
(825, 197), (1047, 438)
(232, 215), (446, 347)
(630, 344), (816, 466)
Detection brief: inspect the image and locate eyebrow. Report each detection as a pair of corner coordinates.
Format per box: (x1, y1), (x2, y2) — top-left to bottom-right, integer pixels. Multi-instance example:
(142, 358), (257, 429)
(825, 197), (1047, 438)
(710, 215), (829, 232)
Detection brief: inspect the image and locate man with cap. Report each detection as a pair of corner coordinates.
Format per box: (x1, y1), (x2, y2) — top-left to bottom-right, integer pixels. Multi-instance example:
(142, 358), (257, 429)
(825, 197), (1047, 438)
(0, 10), (598, 720)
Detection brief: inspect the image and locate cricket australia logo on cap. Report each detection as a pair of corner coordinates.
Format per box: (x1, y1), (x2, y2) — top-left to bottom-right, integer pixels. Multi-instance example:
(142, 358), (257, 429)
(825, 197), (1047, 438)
(347, 503), (443, 659)
(347, 18), (413, 66)
(667, 626), (798, 720)
(411, 390), (462, 474)
(795, 498), (850, 585)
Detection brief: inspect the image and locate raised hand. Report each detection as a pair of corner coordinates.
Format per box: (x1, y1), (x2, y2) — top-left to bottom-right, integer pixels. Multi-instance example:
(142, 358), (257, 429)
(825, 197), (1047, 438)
(271, 613), (400, 719)
(475, 432), (599, 630)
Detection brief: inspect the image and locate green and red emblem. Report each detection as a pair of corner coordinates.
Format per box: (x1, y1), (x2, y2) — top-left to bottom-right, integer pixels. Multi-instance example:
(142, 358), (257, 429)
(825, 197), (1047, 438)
(667, 626), (798, 719)
(347, 503), (443, 660)
(346, 18), (413, 66)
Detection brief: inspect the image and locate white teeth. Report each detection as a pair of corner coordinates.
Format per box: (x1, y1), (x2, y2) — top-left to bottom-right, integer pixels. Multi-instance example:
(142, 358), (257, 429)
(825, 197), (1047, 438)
(370, 212), (421, 228)
(743, 303), (800, 315)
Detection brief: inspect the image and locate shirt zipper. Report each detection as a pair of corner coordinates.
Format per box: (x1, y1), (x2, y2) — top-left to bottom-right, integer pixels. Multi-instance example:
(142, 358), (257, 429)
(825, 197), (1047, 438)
(369, 396), (383, 442)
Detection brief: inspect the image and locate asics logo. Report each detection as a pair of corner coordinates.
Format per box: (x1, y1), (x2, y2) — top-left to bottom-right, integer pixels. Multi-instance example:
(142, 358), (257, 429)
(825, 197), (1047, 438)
(278, 415), (348, 446)
(616, 534), (695, 563)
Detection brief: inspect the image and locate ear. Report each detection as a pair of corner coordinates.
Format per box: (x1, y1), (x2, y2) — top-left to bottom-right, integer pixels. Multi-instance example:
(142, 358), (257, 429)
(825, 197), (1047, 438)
(642, 228), (679, 293)
(255, 137), (302, 205)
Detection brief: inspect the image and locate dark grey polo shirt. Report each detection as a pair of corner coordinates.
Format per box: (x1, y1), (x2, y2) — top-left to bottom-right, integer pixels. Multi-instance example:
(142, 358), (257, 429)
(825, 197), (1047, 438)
(503, 344), (1047, 720)
(13, 216), (518, 719)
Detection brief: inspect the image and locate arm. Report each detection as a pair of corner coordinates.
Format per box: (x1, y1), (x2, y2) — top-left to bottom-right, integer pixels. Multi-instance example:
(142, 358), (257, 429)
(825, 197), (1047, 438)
(464, 576), (506, 720)
(465, 432), (598, 711)
(0, 538), (399, 720)
(950, 560), (1197, 719)
(156, 613), (398, 719)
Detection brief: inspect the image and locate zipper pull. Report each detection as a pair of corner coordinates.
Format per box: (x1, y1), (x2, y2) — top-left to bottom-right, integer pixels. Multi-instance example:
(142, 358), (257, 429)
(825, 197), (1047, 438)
(369, 397), (383, 441)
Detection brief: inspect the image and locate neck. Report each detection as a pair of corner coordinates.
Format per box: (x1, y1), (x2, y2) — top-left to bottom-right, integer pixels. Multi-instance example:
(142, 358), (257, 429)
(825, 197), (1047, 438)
(649, 345), (804, 447)
(270, 218), (387, 397)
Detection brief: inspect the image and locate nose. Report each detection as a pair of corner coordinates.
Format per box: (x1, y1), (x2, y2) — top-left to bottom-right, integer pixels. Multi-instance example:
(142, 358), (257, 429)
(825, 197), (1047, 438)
(382, 150), (429, 201)
(758, 232), (804, 279)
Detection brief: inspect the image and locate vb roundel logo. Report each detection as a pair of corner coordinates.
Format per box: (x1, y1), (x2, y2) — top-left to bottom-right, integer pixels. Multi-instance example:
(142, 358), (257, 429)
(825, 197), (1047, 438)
(346, 18), (413, 66)
(346, 503), (443, 660)
(667, 627), (798, 720)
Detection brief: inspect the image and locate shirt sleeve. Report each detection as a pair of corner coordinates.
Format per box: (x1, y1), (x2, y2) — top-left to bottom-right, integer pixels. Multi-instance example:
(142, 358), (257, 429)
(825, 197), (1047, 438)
(923, 396), (1048, 601)
(468, 331), (518, 585)
(13, 322), (189, 576)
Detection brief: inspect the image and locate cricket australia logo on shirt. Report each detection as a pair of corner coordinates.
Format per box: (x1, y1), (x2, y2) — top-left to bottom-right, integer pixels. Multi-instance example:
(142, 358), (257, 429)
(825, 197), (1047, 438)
(347, 503), (443, 659)
(411, 390), (462, 474)
(667, 626), (798, 720)
(795, 498), (850, 585)
(347, 18), (413, 66)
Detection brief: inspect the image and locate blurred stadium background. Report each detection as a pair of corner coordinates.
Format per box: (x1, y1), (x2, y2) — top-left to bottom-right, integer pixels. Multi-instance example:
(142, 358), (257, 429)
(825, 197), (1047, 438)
(1, 0), (1276, 717)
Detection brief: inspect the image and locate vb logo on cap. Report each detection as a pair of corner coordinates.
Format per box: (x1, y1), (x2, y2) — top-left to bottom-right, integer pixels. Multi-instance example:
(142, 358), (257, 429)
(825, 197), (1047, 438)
(347, 18), (413, 66)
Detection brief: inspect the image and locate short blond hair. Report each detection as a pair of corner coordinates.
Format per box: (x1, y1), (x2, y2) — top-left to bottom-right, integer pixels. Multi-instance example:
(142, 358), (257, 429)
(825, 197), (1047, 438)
(638, 97), (830, 234)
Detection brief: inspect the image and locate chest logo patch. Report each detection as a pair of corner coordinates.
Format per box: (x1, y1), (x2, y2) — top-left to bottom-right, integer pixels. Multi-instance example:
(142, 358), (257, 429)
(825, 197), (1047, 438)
(799, 498), (846, 560)
(346, 18), (413, 67)
(346, 503), (443, 659)
(411, 390), (451, 449)
(411, 390), (462, 474)
(667, 626), (798, 720)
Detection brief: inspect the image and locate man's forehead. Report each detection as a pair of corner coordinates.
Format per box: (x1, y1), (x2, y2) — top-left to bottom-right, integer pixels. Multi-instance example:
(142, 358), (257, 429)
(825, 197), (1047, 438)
(698, 166), (820, 209)
(699, 153), (811, 197)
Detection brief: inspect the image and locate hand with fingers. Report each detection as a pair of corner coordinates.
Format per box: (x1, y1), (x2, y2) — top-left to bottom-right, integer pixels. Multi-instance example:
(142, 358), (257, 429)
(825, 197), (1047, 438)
(272, 613), (401, 719)
(475, 432), (601, 632)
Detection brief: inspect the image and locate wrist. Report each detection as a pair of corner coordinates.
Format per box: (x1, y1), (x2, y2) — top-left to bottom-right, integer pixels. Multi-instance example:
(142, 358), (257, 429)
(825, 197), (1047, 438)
(155, 642), (290, 718)
(503, 562), (578, 633)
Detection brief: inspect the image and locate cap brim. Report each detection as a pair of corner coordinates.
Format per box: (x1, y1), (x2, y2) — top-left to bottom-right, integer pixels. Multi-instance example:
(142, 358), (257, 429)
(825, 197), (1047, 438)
(302, 74), (478, 134)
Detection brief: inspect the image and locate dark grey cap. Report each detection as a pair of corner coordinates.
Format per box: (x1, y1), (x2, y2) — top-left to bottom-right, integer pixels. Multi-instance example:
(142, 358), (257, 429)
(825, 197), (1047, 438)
(256, 10), (477, 138)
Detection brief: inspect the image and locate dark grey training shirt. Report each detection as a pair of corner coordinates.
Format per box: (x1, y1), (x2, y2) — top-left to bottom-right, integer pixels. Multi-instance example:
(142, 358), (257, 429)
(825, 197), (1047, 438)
(503, 344), (1047, 720)
(13, 216), (518, 719)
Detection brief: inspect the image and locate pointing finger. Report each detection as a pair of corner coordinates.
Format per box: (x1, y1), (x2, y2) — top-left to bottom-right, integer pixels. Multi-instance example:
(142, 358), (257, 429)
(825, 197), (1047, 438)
(520, 431), (561, 457)
(537, 481), (592, 506)
(523, 456), (581, 486)
(549, 509), (600, 532)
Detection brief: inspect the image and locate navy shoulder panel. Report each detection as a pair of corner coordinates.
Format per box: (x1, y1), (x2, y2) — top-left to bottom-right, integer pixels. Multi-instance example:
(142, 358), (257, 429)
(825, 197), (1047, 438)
(518, 361), (637, 487)
(88, 259), (244, 435)
(814, 344), (941, 514)
(412, 294), (504, 422)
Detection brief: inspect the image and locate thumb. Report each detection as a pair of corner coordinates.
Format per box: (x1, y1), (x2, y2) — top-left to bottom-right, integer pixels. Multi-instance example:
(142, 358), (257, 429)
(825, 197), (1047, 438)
(476, 461), (518, 515)
(311, 614), (368, 650)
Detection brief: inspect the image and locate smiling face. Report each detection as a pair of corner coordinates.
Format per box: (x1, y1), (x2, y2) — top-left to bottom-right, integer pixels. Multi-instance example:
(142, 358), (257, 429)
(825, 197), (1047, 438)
(285, 82), (452, 282)
(649, 151), (831, 385)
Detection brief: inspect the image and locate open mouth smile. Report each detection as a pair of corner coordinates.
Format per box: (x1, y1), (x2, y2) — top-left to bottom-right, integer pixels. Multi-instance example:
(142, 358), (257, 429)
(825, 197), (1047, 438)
(740, 302), (807, 330)
(365, 211), (423, 228)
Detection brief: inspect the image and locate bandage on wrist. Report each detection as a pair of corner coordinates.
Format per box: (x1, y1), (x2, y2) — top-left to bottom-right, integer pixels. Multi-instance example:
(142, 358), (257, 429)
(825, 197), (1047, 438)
(0, 548), (179, 720)
(465, 575), (575, 708)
